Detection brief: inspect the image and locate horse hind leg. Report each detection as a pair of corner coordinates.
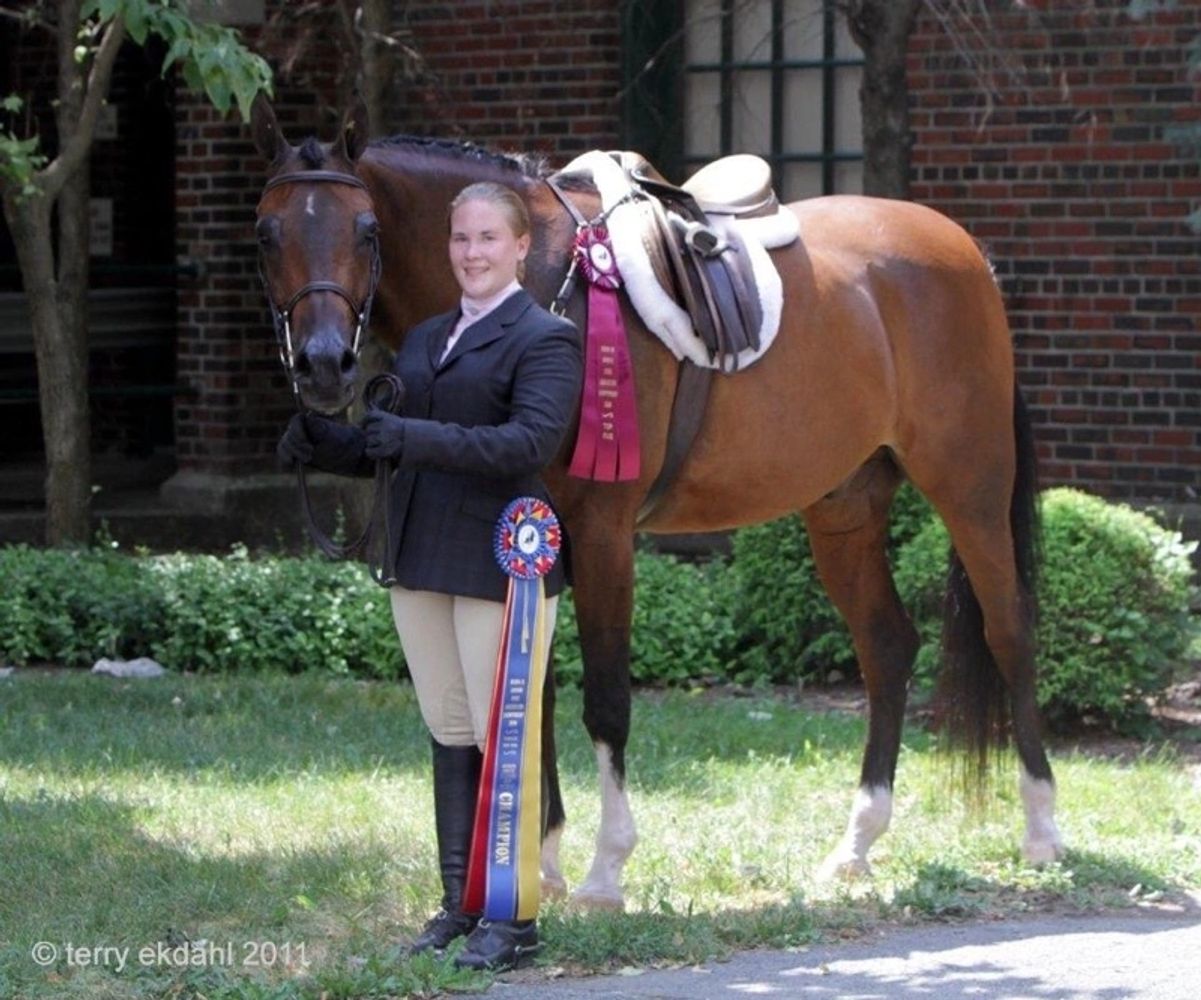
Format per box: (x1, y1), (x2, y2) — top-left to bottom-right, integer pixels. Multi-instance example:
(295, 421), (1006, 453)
(907, 393), (1064, 864)
(802, 452), (921, 880)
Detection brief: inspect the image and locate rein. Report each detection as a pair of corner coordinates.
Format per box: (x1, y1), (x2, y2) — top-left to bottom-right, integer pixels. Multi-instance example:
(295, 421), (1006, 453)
(258, 170), (382, 407)
(297, 372), (406, 586)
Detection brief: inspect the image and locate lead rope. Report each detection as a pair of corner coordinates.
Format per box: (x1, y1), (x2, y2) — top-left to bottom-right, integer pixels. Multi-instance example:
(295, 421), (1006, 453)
(296, 372), (406, 585)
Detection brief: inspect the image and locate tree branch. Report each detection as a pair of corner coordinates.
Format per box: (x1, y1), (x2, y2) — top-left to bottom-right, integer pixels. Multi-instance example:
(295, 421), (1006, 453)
(39, 13), (125, 199)
(0, 5), (54, 32)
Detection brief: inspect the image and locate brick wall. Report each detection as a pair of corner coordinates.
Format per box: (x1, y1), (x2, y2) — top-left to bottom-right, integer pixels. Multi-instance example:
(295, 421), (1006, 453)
(397, 0), (622, 155)
(172, 0), (622, 478)
(176, 0), (1198, 502)
(908, 0), (1201, 502)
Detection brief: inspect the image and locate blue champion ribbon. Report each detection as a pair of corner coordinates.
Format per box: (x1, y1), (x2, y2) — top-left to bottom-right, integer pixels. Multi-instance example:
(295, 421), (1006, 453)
(463, 498), (560, 920)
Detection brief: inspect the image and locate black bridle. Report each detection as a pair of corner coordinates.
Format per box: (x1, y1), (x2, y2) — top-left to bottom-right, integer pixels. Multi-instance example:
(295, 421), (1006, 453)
(257, 169), (383, 407)
(258, 168), (399, 581)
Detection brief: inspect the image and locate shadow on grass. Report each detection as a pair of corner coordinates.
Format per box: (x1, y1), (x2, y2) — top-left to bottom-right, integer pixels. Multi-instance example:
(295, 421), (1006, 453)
(0, 791), (430, 995)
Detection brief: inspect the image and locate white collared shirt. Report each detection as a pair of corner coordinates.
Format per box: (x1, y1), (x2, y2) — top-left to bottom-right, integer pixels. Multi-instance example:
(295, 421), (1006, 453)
(440, 279), (523, 364)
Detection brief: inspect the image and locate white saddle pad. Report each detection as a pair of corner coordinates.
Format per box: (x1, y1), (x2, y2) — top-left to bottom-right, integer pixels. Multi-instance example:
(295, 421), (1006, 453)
(559, 150), (797, 371)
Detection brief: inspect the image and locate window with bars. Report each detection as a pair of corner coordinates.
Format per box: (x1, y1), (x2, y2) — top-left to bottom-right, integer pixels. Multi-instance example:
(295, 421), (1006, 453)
(622, 0), (864, 202)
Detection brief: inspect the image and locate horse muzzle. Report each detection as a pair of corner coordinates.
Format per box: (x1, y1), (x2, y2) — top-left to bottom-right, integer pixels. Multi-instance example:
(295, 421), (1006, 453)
(294, 329), (358, 413)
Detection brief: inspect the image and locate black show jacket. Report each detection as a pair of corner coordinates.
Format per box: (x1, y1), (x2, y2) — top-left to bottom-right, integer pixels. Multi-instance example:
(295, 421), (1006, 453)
(307, 289), (583, 602)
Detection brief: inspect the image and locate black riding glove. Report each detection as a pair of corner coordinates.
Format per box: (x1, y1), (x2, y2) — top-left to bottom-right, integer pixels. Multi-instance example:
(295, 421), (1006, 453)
(362, 408), (406, 461)
(277, 413), (315, 467)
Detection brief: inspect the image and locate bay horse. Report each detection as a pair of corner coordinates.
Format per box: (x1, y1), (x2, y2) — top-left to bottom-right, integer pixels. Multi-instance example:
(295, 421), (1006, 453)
(251, 96), (1064, 908)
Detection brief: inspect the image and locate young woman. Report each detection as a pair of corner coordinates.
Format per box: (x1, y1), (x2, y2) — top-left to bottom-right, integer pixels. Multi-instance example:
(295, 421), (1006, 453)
(278, 181), (582, 971)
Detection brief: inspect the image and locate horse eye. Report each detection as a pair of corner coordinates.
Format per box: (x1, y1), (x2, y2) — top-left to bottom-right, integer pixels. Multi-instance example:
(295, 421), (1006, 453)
(356, 214), (379, 242)
(256, 217), (280, 249)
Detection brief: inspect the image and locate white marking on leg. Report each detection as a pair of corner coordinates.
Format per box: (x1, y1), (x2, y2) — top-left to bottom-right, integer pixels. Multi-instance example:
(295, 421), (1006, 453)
(1020, 768), (1064, 864)
(540, 823), (568, 899)
(571, 743), (637, 910)
(304, 192), (316, 217)
(819, 785), (893, 880)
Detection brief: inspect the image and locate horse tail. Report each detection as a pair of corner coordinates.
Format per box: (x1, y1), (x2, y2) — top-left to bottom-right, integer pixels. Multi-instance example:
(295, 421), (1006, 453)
(936, 383), (1041, 792)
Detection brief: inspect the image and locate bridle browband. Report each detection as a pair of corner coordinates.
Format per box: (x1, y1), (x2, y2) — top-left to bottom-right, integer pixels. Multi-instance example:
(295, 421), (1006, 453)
(257, 169), (383, 408)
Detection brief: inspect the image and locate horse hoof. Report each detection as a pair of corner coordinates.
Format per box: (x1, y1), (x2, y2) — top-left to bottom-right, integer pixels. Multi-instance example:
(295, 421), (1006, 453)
(818, 853), (872, 882)
(1022, 838), (1065, 865)
(568, 888), (625, 912)
(541, 875), (569, 900)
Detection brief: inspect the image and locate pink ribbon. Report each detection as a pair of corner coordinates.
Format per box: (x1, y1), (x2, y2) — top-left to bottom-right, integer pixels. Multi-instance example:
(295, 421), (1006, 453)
(568, 226), (640, 482)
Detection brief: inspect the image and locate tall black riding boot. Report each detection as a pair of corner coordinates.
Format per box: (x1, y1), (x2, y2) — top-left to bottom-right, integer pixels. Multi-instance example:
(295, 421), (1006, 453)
(409, 740), (482, 955)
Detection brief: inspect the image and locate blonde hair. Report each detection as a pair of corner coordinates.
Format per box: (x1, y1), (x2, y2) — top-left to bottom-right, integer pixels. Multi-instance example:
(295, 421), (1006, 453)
(448, 181), (531, 280)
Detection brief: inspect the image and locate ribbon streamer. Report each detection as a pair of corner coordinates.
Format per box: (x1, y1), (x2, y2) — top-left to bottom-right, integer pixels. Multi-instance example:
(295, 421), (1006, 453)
(463, 498), (561, 921)
(568, 225), (641, 482)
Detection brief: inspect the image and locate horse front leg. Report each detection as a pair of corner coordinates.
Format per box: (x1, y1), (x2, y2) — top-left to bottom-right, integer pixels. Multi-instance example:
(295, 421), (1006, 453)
(569, 526), (638, 910)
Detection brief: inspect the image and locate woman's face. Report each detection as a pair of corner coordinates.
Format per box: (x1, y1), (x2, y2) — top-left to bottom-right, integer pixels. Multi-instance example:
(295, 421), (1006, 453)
(448, 198), (530, 301)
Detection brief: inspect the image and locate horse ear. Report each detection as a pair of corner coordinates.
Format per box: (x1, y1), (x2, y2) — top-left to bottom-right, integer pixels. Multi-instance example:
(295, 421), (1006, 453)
(340, 94), (370, 163)
(251, 93), (287, 164)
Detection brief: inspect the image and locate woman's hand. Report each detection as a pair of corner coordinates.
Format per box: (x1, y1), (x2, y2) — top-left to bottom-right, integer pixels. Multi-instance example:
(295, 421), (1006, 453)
(277, 414), (315, 467)
(362, 408), (406, 460)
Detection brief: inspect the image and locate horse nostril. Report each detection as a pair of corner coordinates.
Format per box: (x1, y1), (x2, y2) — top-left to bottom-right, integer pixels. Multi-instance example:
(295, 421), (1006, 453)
(340, 349), (356, 374)
(295, 352), (313, 377)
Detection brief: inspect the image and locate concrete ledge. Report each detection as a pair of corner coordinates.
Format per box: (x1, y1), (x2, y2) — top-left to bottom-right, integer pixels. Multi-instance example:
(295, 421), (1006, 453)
(159, 470), (372, 551)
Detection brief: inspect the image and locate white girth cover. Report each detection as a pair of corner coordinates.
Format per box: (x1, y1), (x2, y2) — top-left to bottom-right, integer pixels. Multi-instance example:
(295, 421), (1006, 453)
(559, 150), (798, 371)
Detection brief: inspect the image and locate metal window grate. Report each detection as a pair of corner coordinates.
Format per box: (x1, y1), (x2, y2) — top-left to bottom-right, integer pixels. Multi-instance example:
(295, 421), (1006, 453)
(680, 0), (865, 201)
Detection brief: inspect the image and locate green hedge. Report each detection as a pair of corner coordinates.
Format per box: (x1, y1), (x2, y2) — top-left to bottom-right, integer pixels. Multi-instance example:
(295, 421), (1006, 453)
(0, 544), (740, 686)
(0, 544), (403, 679)
(729, 483), (934, 682)
(552, 550), (740, 686)
(0, 486), (1195, 729)
(893, 488), (1198, 727)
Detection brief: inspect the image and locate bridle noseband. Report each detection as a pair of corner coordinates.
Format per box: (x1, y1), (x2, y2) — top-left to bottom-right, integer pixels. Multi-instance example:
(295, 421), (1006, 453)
(258, 169), (383, 408)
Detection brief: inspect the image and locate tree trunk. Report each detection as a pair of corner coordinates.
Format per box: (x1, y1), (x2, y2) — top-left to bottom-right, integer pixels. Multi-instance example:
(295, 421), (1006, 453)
(4, 193), (91, 544)
(357, 0), (395, 132)
(843, 0), (922, 199)
(48, 0), (93, 544)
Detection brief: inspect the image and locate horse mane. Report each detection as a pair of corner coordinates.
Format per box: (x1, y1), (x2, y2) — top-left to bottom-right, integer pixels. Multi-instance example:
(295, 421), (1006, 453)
(371, 133), (548, 179)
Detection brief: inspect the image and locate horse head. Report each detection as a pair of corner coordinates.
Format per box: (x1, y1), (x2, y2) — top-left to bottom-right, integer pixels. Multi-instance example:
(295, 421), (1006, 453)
(252, 95), (379, 414)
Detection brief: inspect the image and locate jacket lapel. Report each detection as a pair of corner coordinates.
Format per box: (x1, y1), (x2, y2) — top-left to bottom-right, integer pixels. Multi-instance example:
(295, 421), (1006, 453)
(438, 290), (535, 371)
(426, 311), (460, 371)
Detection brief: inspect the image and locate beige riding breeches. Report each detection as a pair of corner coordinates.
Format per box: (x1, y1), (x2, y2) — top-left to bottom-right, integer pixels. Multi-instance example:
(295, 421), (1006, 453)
(389, 586), (559, 748)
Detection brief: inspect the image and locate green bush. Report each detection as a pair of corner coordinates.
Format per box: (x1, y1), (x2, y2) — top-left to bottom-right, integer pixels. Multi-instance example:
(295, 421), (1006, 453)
(0, 543), (403, 678)
(729, 482), (935, 683)
(145, 545), (402, 678)
(0, 543), (166, 667)
(0, 542), (743, 687)
(894, 488), (1198, 727)
(551, 550), (739, 687)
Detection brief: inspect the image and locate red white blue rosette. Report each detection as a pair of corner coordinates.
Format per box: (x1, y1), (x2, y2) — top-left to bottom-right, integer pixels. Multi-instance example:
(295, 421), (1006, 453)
(493, 497), (561, 579)
(466, 496), (561, 921)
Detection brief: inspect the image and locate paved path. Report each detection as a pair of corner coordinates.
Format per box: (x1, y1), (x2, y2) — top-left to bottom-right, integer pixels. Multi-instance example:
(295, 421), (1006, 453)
(471, 907), (1201, 999)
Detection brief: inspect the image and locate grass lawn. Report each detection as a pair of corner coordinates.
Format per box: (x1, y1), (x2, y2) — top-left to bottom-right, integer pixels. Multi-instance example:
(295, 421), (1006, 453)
(1, 670), (1199, 999)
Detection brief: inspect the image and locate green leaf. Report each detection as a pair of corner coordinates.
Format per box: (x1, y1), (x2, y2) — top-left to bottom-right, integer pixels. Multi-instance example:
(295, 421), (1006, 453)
(1, 95), (22, 114)
(124, 2), (149, 45)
